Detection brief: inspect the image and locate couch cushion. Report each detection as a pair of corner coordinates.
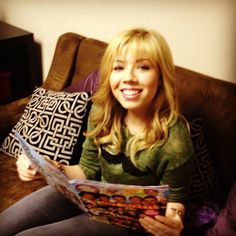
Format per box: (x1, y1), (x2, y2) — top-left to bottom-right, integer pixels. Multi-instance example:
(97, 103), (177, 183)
(205, 181), (236, 236)
(64, 70), (100, 94)
(188, 118), (222, 200)
(176, 66), (236, 191)
(0, 87), (92, 165)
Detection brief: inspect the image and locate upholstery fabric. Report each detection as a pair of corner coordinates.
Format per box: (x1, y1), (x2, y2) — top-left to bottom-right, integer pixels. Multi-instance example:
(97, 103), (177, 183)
(188, 118), (222, 200)
(71, 38), (107, 84)
(175, 67), (236, 193)
(64, 70), (100, 94)
(206, 181), (236, 236)
(1, 87), (92, 165)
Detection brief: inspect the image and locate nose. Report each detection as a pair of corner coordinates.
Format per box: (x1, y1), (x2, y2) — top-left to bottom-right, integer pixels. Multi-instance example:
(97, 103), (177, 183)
(123, 67), (136, 82)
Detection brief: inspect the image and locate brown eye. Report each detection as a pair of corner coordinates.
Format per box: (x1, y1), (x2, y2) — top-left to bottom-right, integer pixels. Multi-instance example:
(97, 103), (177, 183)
(114, 66), (123, 70)
(137, 65), (150, 70)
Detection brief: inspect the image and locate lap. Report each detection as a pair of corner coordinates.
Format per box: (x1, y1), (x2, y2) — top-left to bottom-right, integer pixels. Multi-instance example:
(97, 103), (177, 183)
(0, 185), (80, 236)
(0, 185), (144, 236)
(16, 213), (130, 236)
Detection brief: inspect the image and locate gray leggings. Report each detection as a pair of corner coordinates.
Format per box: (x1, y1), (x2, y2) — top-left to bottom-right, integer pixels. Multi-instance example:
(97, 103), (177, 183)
(0, 186), (144, 236)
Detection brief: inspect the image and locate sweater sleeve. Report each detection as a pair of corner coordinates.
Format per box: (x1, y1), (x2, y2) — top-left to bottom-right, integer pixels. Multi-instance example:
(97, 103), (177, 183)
(159, 117), (195, 202)
(78, 113), (101, 180)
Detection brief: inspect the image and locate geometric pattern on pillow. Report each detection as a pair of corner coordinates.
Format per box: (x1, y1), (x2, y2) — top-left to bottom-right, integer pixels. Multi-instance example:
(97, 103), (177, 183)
(188, 118), (222, 200)
(0, 87), (92, 165)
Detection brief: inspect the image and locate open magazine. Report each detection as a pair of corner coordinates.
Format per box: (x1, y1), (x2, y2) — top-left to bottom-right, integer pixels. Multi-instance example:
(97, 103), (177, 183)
(16, 133), (170, 232)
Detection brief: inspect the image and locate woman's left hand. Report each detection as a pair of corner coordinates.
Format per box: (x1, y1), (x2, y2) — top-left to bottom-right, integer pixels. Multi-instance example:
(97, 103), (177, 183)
(139, 214), (183, 236)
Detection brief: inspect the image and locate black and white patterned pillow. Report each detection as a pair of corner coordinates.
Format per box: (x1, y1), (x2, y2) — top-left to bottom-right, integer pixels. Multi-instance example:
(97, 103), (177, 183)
(188, 118), (222, 200)
(1, 87), (92, 165)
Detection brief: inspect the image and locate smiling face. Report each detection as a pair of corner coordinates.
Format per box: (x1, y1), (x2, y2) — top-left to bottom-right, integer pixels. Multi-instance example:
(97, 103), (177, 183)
(109, 47), (159, 116)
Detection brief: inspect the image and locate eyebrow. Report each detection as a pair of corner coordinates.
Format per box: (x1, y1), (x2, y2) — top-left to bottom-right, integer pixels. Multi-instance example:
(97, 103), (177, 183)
(113, 58), (151, 63)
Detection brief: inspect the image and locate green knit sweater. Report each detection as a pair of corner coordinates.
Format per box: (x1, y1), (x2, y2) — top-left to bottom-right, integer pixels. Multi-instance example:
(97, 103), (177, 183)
(79, 116), (194, 203)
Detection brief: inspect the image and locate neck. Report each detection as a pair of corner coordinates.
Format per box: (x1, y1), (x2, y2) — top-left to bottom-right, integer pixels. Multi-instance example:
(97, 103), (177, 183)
(125, 110), (148, 135)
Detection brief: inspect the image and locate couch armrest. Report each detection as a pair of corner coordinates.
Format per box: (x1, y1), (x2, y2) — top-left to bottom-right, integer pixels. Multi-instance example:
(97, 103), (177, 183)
(0, 96), (30, 143)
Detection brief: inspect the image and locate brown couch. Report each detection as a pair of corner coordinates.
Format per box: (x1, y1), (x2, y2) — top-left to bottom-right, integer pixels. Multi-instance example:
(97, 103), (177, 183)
(0, 32), (236, 233)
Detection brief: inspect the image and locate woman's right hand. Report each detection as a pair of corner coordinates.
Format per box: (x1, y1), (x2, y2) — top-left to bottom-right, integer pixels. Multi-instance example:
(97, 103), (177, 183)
(16, 153), (41, 181)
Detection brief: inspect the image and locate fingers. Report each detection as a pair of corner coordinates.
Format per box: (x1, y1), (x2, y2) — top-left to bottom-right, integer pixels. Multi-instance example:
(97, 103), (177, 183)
(16, 153), (31, 168)
(154, 215), (182, 229)
(16, 154), (41, 181)
(166, 202), (184, 220)
(18, 170), (40, 182)
(139, 216), (183, 236)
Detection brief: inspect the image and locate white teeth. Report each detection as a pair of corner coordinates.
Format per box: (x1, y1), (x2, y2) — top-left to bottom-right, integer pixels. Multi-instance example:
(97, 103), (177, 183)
(122, 90), (140, 96)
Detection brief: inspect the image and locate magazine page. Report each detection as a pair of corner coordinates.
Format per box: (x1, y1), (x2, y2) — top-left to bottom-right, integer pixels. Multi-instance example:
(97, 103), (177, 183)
(15, 133), (85, 209)
(16, 133), (170, 232)
(70, 179), (169, 232)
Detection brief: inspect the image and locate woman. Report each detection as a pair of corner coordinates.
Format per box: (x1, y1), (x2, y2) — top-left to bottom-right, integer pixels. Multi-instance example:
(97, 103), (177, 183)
(0, 28), (194, 236)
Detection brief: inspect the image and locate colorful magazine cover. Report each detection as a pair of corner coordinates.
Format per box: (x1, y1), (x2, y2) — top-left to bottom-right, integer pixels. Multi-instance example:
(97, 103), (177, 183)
(16, 133), (170, 232)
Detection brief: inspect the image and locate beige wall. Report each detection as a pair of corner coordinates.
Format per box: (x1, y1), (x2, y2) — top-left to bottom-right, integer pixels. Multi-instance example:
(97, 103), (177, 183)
(0, 0), (235, 83)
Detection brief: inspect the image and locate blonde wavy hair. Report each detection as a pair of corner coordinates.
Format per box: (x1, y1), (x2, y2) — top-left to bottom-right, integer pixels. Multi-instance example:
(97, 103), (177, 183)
(85, 28), (179, 164)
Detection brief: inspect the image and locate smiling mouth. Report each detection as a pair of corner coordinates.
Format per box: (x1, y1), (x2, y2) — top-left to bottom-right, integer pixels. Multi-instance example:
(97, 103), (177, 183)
(121, 89), (142, 99)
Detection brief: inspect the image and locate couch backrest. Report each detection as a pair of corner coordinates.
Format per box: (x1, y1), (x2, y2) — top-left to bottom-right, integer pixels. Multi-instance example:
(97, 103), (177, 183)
(175, 67), (236, 191)
(45, 32), (236, 192)
(71, 38), (107, 84)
